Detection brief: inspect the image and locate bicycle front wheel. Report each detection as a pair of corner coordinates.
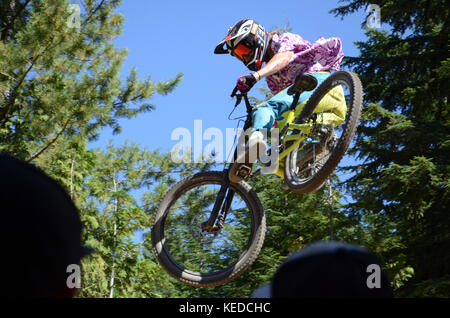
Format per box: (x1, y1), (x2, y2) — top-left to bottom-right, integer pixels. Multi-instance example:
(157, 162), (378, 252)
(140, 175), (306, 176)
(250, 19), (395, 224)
(284, 71), (363, 194)
(151, 171), (265, 287)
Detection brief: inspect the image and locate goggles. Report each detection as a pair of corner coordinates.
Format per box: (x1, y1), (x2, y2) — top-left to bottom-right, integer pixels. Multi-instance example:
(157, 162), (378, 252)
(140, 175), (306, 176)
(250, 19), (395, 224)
(230, 43), (253, 64)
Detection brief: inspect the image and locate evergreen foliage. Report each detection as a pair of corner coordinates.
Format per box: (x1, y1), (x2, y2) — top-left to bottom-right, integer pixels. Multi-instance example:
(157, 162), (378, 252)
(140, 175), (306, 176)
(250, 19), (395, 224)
(0, 0), (448, 298)
(331, 0), (450, 296)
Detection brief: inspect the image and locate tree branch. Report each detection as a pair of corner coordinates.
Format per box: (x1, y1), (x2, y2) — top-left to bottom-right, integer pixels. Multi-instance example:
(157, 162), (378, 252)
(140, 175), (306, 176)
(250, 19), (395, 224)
(0, 0), (32, 42)
(82, 0), (107, 27)
(0, 33), (56, 125)
(26, 116), (72, 162)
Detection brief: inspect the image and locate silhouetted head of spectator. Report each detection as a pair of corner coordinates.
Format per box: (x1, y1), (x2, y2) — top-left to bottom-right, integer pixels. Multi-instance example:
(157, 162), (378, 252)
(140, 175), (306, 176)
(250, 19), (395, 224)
(0, 153), (90, 298)
(252, 241), (393, 298)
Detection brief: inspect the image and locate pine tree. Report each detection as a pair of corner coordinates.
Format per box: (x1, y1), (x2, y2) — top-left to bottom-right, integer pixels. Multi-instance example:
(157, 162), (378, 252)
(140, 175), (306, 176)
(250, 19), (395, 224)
(331, 0), (450, 296)
(0, 0), (182, 160)
(0, 0), (183, 297)
(78, 142), (189, 298)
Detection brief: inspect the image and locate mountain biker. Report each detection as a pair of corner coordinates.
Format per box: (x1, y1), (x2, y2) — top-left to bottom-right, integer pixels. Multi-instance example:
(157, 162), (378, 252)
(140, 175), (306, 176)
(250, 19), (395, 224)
(214, 19), (344, 183)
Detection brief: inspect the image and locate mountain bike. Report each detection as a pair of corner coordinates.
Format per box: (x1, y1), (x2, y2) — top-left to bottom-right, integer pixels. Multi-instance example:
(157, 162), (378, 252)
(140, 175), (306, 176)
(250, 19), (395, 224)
(151, 71), (363, 287)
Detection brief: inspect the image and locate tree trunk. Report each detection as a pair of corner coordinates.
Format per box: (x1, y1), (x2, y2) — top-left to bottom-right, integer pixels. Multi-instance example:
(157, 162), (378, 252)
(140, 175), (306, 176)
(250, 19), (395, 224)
(327, 179), (334, 241)
(70, 159), (74, 199)
(0, 1), (15, 110)
(1, 0), (16, 42)
(109, 222), (117, 298)
(109, 171), (118, 298)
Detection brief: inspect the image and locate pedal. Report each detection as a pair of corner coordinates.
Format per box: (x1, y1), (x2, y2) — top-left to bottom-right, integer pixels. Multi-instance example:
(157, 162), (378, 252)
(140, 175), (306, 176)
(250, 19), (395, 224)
(229, 162), (253, 183)
(237, 164), (252, 179)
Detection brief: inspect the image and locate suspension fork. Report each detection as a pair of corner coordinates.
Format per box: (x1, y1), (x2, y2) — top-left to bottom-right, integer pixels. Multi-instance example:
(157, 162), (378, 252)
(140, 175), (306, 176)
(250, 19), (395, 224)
(201, 165), (236, 232)
(201, 93), (251, 232)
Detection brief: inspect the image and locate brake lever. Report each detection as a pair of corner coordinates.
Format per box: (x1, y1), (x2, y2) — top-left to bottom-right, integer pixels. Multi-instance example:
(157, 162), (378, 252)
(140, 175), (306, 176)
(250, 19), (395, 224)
(231, 86), (252, 110)
(230, 86), (243, 106)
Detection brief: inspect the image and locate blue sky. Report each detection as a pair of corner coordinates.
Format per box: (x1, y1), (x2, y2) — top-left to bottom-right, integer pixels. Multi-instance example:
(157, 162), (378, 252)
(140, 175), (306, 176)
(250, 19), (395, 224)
(89, 0), (370, 166)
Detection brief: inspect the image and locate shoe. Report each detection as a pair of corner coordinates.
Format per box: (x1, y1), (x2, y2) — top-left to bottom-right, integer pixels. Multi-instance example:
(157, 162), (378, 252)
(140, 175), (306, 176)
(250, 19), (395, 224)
(229, 131), (268, 183)
(236, 130), (267, 164)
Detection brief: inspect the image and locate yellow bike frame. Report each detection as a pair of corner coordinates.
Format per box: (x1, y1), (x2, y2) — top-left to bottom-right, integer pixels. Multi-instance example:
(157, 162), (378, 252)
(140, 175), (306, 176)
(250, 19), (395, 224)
(257, 107), (313, 179)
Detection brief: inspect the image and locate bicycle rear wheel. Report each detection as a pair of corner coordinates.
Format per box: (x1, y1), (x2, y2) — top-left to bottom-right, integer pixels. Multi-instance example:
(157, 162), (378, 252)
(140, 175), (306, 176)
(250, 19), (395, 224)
(151, 171), (265, 287)
(284, 71), (363, 194)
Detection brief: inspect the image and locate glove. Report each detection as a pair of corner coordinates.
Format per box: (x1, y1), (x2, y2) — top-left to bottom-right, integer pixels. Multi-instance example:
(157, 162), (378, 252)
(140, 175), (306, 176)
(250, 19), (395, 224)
(234, 74), (257, 95)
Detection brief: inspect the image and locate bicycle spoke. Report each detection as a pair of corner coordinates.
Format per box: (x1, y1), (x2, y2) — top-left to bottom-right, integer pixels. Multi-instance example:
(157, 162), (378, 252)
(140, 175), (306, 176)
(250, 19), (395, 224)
(163, 182), (253, 273)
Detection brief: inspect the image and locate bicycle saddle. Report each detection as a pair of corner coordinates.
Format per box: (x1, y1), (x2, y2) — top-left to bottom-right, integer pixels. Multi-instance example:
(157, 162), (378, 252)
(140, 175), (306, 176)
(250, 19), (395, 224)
(287, 73), (318, 96)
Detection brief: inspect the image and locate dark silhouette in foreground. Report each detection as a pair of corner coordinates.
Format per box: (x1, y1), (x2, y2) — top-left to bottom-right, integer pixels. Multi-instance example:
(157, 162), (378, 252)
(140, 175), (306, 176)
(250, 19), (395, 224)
(252, 241), (393, 298)
(0, 154), (91, 298)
